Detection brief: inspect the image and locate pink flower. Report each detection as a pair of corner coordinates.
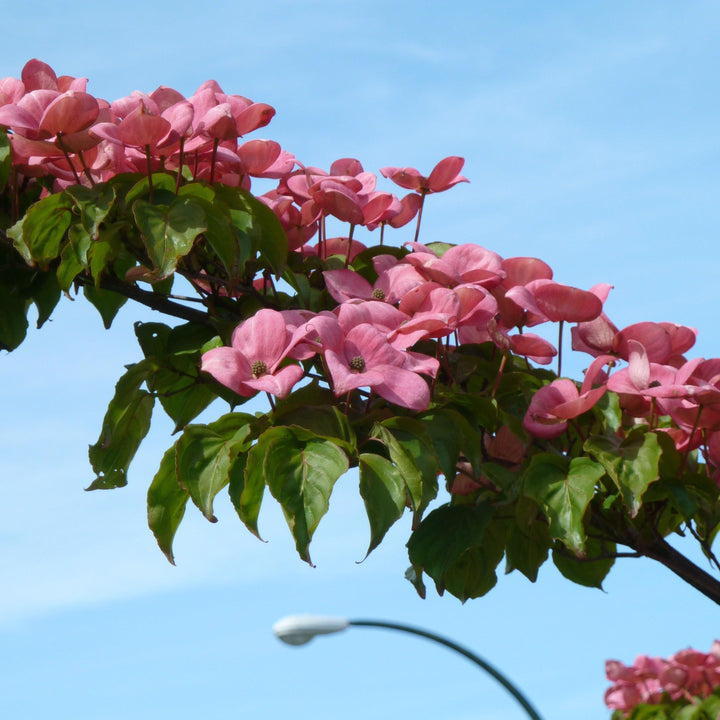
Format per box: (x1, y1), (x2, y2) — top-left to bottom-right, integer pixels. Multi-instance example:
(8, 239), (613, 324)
(523, 356), (613, 438)
(507, 279), (604, 324)
(323, 324), (431, 411)
(200, 309), (305, 398)
(605, 340), (680, 415)
(380, 156), (469, 194)
(236, 139), (295, 178)
(439, 243), (505, 288)
(605, 642), (720, 713)
(387, 192), (423, 228)
(604, 682), (642, 712)
(573, 318), (698, 365)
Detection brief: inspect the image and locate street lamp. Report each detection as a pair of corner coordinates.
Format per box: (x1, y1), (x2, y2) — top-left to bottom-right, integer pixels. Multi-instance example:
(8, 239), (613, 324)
(272, 614), (545, 720)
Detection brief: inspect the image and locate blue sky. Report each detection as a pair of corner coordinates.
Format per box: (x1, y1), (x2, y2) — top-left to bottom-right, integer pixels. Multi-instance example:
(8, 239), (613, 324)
(2, 2), (720, 719)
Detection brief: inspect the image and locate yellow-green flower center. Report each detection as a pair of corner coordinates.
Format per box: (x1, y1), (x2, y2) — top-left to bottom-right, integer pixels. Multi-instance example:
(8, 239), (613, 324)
(251, 360), (268, 378)
(350, 356), (366, 372)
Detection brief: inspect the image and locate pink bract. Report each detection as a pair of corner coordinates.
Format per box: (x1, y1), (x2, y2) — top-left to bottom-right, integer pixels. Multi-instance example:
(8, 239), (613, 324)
(380, 156), (469, 194)
(531, 279), (604, 323)
(200, 309), (304, 399)
(324, 324), (431, 411)
(523, 356), (613, 437)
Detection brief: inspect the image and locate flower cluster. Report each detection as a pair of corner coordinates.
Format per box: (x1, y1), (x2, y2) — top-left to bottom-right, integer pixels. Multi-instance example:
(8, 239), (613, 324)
(5, 59), (720, 485)
(0, 58), (281, 188)
(201, 306), (437, 411)
(0, 59), (461, 251)
(523, 310), (720, 482)
(605, 642), (720, 713)
(7, 59), (720, 643)
(200, 240), (615, 413)
(202, 226), (720, 489)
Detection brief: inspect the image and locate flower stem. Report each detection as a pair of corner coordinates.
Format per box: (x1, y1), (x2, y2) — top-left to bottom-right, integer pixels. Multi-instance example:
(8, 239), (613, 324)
(557, 320), (564, 377)
(175, 138), (185, 193)
(413, 192), (427, 244)
(209, 138), (219, 185)
(344, 224), (355, 268)
(56, 133), (81, 185)
(145, 145), (153, 201)
(76, 149), (95, 186)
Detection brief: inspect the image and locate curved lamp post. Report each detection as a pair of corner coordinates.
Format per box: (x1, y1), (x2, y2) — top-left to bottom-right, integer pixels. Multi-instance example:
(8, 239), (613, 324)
(272, 614), (545, 720)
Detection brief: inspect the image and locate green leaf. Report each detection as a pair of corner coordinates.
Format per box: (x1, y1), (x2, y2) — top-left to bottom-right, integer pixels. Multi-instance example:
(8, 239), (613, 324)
(168, 322), (219, 354)
(83, 284), (127, 329)
(133, 196), (207, 279)
(620, 705), (670, 720)
(698, 694), (720, 719)
(227, 450), (263, 538)
(245, 426), (349, 564)
(175, 413), (254, 522)
(524, 454), (604, 556)
(618, 430), (662, 516)
(419, 408), (482, 479)
(585, 429), (661, 517)
(9, 192), (73, 266)
(87, 225), (123, 281)
(214, 185), (288, 277)
(436, 385), (499, 430)
(443, 520), (506, 601)
(28, 270), (61, 329)
(407, 503), (498, 600)
(404, 564), (427, 599)
(176, 181), (216, 203)
(157, 368), (217, 432)
(134, 321), (172, 356)
(593, 390), (622, 433)
(247, 192), (288, 276)
(0, 280), (29, 351)
(282, 269), (312, 309)
(66, 182), (116, 239)
(480, 462), (521, 496)
(0, 129), (11, 192)
(177, 189), (248, 279)
(273, 394), (356, 455)
(358, 453), (407, 558)
(584, 435), (622, 483)
(350, 244), (407, 282)
(372, 417), (439, 525)
(134, 321), (220, 431)
(6, 217), (31, 264)
(552, 536), (615, 589)
(125, 173), (177, 207)
(88, 360), (156, 489)
(495, 370), (547, 417)
(147, 446), (190, 564)
(674, 705), (701, 720)
(504, 497), (551, 582)
(57, 224), (91, 290)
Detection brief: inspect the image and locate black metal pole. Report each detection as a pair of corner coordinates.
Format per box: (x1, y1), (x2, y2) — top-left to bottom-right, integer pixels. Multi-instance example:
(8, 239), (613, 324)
(349, 619), (545, 720)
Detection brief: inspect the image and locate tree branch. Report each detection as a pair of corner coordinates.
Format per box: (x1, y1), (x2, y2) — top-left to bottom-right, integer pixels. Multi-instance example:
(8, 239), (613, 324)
(639, 535), (720, 607)
(590, 504), (720, 605)
(77, 274), (215, 328)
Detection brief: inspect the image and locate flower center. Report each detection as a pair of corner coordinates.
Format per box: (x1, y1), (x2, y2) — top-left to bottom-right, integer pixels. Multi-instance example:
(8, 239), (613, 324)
(350, 356), (366, 372)
(371, 288), (386, 300)
(251, 360), (268, 378)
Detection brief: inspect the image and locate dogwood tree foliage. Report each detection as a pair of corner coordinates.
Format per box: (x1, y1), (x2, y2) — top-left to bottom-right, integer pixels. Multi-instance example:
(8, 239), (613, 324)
(3, 59), (720, 610)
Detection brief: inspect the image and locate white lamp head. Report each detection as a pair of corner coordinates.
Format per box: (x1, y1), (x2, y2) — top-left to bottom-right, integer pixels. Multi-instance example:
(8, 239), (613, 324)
(272, 614), (350, 646)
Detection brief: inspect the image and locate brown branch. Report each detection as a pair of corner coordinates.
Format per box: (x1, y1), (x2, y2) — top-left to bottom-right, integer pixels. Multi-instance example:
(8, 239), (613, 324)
(590, 503), (720, 605)
(638, 535), (720, 606)
(77, 274), (215, 328)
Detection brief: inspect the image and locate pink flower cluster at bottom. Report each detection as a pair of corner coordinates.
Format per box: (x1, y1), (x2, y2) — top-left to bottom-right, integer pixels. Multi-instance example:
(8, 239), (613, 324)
(605, 641), (720, 713)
